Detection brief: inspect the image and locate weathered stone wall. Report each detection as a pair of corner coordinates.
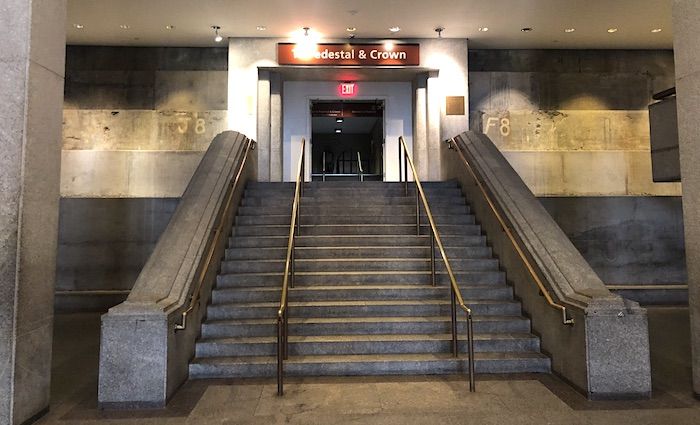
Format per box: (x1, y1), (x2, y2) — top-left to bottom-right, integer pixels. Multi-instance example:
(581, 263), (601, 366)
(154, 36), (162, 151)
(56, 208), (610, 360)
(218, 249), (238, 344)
(470, 49), (686, 300)
(62, 46), (228, 197)
(469, 49), (680, 196)
(540, 197), (686, 285)
(55, 198), (178, 312)
(57, 46), (227, 311)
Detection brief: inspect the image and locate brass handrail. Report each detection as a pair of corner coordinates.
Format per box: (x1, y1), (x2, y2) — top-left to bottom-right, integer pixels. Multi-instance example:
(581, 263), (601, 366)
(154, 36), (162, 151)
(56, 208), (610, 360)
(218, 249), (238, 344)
(447, 137), (574, 326)
(277, 138), (306, 396)
(175, 137), (256, 331)
(398, 136), (476, 392)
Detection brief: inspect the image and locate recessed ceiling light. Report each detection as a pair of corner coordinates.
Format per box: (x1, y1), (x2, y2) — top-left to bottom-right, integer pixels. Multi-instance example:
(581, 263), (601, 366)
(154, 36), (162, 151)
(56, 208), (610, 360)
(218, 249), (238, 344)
(212, 25), (223, 42)
(346, 27), (357, 32)
(607, 28), (618, 33)
(119, 24), (130, 30)
(565, 28), (576, 33)
(256, 26), (267, 31)
(521, 27), (534, 32)
(651, 28), (663, 33)
(336, 118), (344, 123)
(389, 26), (401, 33)
(165, 25), (175, 30)
(73, 24), (84, 29)
(335, 128), (342, 134)
(478, 27), (489, 32)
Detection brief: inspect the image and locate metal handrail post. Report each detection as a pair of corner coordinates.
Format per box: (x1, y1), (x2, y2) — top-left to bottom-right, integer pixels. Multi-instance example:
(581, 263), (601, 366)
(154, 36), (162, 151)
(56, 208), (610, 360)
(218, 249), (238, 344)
(399, 136), (476, 392)
(416, 185), (421, 236)
(277, 138), (306, 397)
(277, 319), (284, 395)
(284, 304), (289, 360)
(430, 231), (436, 287)
(467, 313), (475, 391)
(451, 288), (458, 357)
(322, 151), (326, 182)
(291, 242), (295, 289)
(404, 151), (408, 195)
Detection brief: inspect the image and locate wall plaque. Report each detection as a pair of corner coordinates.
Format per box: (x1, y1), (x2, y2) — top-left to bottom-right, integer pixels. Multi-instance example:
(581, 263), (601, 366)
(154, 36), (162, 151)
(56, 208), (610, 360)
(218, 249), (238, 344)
(277, 43), (420, 66)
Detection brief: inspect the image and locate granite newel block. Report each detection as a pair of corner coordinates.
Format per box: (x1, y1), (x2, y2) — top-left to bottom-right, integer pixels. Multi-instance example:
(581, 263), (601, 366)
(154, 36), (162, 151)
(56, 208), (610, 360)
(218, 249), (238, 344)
(98, 132), (256, 407)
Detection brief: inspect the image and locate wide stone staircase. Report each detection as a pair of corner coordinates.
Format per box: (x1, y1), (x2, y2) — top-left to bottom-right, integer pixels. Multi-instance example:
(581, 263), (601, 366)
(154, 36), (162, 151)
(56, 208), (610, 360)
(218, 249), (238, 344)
(189, 181), (550, 378)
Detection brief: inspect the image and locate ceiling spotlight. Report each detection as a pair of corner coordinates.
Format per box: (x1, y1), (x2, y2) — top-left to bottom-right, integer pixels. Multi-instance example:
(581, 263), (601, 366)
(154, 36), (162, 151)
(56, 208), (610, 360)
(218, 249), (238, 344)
(384, 41), (395, 50)
(565, 28), (575, 33)
(389, 26), (401, 33)
(212, 25), (223, 42)
(165, 25), (175, 30)
(607, 28), (618, 33)
(435, 27), (444, 38)
(119, 24), (130, 30)
(478, 27), (489, 32)
(521, 27), (534, 32)
(346, 27), (357, 32)
(349, 33), (356, 39)
(335, 128), (342, 134)
(256, 25), (267, 31)
(651, 28), (663, 33)
(73, 24), (84, 29)
(336, 118), (344, 123)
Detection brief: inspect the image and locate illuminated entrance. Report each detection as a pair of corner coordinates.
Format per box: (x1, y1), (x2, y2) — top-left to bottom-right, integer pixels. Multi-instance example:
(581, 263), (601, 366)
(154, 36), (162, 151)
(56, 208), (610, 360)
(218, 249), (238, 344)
(310, 100), (384, 181)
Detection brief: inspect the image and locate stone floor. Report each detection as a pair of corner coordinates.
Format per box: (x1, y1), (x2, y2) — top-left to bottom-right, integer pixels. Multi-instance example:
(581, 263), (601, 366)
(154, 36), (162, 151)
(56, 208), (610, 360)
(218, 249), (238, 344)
(37, 306), (699, 425)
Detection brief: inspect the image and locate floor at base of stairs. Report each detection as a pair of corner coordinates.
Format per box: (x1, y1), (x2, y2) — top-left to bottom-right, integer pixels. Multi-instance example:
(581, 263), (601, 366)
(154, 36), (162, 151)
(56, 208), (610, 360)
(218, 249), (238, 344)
(37, 309), (700, 425)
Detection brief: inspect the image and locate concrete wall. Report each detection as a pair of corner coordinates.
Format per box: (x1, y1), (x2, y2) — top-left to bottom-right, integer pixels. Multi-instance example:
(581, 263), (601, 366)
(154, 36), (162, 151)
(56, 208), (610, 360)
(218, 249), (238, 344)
(470, 49), (687, 301)
(62, 46), (228, 197)
(57, 46), (227, 311)
(56, 198), (178, 312)
(470, 49), (680, 196)
(540, 197), (686, 285)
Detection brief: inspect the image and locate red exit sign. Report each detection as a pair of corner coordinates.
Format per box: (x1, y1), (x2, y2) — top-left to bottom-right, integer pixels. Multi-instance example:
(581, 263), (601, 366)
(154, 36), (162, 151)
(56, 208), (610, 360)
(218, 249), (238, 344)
(339, 82), (356, 97)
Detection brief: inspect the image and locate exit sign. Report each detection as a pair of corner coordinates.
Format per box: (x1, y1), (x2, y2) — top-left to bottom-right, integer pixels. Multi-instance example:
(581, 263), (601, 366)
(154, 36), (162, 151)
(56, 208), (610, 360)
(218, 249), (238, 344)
(339, 82), (356, 97)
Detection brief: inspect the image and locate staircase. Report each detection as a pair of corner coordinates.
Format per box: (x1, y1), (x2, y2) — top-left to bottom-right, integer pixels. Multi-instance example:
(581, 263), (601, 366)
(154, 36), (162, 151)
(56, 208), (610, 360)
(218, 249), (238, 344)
(189, 181), (550, 378)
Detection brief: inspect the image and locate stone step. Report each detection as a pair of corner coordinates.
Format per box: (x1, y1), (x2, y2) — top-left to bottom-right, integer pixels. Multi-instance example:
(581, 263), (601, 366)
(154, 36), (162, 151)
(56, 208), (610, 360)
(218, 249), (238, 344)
(224, 246), (493, 260)
(246, 181), (460, 189)
(237, 205), (471, 216)
(244, 187), (463, 198)
(227, 235), (488, 249)
(195, 333), (541, 357)
(200, 315), (531, 338)
(233, 224), (481, 237)
(235, 214), (475, 226)
(206, 299), (521, 320)
(210, 285), (513, 303)
(241, 196), (467, 207)
(189, 352), (551, 379)
(216, 270), (506, 287)
(220, 258), (500, 273)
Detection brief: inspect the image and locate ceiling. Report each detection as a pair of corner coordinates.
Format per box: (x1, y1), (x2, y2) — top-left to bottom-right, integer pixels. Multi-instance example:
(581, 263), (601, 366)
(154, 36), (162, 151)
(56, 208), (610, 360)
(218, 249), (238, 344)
(67, 0), (673, 49)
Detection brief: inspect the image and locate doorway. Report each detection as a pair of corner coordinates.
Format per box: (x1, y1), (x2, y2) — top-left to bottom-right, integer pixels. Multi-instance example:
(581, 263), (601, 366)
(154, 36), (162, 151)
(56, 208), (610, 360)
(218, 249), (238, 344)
(310, 100), (384, 181)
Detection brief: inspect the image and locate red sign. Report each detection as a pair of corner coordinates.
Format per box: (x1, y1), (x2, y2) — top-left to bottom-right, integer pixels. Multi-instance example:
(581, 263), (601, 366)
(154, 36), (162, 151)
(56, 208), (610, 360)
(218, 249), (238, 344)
(339, 82), (356, 97)
(278, 43), (420, 66)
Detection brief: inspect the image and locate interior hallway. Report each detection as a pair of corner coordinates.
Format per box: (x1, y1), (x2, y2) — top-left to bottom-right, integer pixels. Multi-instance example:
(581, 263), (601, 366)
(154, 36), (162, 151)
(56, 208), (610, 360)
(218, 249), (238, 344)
(39, 307), (698, 424)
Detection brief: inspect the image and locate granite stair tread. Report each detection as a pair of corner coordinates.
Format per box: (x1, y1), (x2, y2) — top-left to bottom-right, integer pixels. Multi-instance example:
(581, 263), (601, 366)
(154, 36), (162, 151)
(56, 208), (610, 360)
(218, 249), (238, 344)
(190, 180), (550, 379)
(197, 332), (538, 344)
